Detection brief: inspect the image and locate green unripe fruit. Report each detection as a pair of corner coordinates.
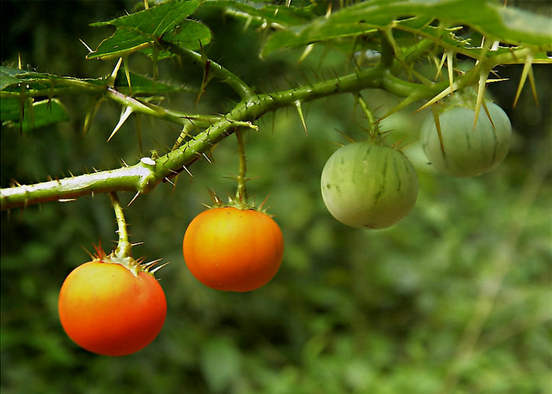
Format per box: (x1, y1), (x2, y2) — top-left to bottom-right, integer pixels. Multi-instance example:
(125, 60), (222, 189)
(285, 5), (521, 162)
(421, 101), (512, 177)
(321, 141), (419, 229)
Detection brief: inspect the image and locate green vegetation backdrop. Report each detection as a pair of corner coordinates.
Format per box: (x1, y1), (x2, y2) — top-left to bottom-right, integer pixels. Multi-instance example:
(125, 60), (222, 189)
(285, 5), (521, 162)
(1, 1), (551, 393)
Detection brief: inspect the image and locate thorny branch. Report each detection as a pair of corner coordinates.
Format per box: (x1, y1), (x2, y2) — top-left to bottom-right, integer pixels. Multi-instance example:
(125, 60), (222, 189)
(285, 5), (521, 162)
(0, 36), (535, 211)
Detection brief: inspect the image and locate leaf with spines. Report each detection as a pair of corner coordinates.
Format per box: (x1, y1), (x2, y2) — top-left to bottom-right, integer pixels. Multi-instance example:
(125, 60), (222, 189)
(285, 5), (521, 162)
(1, 65), (188, 97)
(113, 71), (193, 95)
(1, 98), (69, 132)
(259, 0), (552, 61)
(220, 2), (317, 28)
(88, 0), (211, 60)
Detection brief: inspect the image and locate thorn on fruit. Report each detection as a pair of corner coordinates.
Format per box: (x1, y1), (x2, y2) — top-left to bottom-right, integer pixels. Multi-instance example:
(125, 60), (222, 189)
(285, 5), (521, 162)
(150, 261), (170, 274)
(142, 258), (163, 269)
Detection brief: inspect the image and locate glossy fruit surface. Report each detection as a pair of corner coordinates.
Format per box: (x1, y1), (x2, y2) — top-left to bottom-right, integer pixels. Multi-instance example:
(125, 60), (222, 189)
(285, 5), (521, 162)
(58, 260), (167, 356)
(421, 101), (512, 177)
(321, 141), (419, 229)
(183, 207), (284, 292)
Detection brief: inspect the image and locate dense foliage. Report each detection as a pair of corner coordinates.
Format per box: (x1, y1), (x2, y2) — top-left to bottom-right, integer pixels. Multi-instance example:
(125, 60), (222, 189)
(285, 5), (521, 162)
(1, 0), (551, 393)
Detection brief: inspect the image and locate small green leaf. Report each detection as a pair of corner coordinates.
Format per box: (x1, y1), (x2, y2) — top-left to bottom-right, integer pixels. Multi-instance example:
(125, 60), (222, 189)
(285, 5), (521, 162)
(87, 28), (153, 60)
(114, 71), (192, 95)
(0, 67), (21, 90)
(158, 19), (212, 52)
(91, 0), (201, 35)
(1, 66), (63, 91)
(222, 2), (317, 27)
(1, 98), (69, 132)
(1, 66), (106, 97)
(88, 0), (207, 60)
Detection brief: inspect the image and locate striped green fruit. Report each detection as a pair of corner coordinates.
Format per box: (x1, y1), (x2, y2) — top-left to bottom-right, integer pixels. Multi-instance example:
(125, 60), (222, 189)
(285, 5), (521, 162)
(321, 142), (419, 229)
(421, 102), (512, 177)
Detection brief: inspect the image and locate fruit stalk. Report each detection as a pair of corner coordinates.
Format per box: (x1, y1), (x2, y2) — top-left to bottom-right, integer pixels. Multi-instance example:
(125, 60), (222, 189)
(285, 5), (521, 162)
(235, 128), (248, 206)
(109, 192), (131, 259)
(356, 93), (379, 141)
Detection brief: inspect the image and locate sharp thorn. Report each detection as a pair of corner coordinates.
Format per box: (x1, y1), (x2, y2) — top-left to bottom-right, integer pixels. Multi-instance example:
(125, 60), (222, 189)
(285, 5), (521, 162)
(202, 152), (213, 164)
(127, 192), (140, 207)
(79, 38), (94, 54)
(142, 258), (163, 268)
(151, 262), (170, 274)
(294, 100), (308, 135)
(108, 106), (133, 141)
(182, 166), (193, 177)
(473, 70), (489, 131)
(513, 52), (535, 108)
(58, 198), (77, 203)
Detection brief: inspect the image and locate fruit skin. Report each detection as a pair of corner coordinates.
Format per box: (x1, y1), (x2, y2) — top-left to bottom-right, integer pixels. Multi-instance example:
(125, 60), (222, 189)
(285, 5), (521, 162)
(321, 141), (419, 229)
(183, 207), (284, 292)
(58, 261), (167, 356)
(421, 101), (512, 177)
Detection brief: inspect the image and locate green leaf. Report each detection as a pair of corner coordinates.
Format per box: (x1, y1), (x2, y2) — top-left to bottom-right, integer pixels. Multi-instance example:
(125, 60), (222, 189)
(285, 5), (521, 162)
(0, 66), (107, 100)
(91, 0), (201, 34)
(88, 0), (210, 60)
(221, 2), (317, 27)
(262, 15), (428, 57)
(0, 67), (21, 90)
(1, 66), (67, 92)
(114, 71), (192, 95)
(262, 0), (552, 55)
(1, 98), (69, 132)
(87, 28), (153, 60)
(0, 66), (190, 100)
(158, 20), (212, 51)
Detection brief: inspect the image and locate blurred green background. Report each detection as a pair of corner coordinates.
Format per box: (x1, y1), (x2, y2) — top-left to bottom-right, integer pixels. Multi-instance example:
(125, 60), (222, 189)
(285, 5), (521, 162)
(1, 1), (551, 393)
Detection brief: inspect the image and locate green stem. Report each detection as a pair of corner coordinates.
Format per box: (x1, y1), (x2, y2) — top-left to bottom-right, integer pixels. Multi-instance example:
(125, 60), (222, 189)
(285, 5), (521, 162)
(105, 88), (220, 128)
(379, 30), (396, 68)
(356, 93), (378, 141)
(166, 44), (255, 99)
(109, 192), (131, 259)
(235, 128), (248, 205)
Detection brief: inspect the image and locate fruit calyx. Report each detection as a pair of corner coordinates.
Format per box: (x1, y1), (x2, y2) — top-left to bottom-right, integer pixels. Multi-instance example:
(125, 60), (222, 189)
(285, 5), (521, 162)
(205, 188), (274, 216)
(89, 243), (164, 278)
